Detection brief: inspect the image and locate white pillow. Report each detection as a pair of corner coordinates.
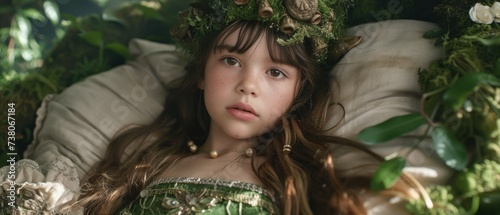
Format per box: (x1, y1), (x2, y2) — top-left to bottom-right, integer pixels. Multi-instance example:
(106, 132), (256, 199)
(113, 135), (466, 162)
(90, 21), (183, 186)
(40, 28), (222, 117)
(327, 20), (453, 187)
(25, 40), (184, 178)
(25, 19), (452, 186)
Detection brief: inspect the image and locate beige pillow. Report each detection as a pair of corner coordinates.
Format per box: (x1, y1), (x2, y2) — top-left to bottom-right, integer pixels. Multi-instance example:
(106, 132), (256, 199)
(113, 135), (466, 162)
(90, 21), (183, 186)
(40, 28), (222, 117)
(25, 40), (183, 178)
(328, 20), (453, 188)
(26, 19), (452, 186)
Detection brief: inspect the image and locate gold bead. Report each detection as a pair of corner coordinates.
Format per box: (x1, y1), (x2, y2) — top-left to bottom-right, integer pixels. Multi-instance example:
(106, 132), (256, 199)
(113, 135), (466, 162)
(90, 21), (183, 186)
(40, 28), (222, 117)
(283, 145), (292, 154)
(187, 140), (197, 153)
(210, 150), (219, 159)
(245, 148), (254, 158)
(189, 145), (197, 153)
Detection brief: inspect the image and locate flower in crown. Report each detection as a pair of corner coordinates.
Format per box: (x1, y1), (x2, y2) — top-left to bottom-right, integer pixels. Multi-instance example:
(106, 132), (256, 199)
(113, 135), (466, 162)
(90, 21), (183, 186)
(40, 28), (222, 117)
(492, 2), (500, 23)
(170, 0), (360, 66)
(469, 2), (500, 24)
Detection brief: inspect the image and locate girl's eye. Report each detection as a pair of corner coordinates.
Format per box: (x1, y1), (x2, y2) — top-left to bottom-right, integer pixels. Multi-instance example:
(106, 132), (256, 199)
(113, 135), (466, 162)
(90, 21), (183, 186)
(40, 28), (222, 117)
(267, 69), (286, 79)
(222, 57), (240, 67)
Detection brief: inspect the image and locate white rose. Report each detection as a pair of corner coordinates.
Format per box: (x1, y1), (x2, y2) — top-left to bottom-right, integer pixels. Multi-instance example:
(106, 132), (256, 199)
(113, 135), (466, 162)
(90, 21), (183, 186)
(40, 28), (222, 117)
(469, 3), (494, 24)
(491, 2), (500, 23)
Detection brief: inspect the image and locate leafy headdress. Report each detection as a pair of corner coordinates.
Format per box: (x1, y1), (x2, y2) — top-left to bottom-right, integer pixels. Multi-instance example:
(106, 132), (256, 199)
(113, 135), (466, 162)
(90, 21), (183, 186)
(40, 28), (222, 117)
(170, 0), (360, 66)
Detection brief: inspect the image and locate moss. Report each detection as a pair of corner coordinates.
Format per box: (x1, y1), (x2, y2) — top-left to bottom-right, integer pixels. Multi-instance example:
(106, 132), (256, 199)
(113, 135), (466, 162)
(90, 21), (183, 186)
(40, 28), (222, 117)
(419, 25), (500, 94)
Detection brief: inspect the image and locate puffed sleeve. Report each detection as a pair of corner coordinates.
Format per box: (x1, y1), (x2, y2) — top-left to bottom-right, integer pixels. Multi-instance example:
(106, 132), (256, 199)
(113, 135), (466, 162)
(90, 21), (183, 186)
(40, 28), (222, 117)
(0, 156), (83, 214)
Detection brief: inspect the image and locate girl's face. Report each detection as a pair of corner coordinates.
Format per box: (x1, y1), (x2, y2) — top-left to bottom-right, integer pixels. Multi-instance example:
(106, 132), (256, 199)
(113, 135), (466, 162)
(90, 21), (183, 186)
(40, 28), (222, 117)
(199, 28), (300, 141)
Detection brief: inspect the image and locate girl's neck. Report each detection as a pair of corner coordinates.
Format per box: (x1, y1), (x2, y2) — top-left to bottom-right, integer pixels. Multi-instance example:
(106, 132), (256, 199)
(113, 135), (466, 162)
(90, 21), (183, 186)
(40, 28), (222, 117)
(201, 130), (258, 155)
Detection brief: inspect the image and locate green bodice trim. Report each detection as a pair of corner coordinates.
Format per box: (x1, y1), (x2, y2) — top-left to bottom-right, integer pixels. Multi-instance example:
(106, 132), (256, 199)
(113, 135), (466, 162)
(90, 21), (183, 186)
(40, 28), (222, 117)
(119, 177), (278, 215)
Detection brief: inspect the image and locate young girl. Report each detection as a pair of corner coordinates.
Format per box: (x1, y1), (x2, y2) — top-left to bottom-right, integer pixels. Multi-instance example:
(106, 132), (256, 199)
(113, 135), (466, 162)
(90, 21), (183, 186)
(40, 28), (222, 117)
(78, 1), (420, 214)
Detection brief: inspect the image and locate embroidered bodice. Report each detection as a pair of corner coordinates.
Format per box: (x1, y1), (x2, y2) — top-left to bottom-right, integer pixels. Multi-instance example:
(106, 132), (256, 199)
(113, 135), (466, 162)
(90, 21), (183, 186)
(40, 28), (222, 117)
(119, 177), (277, 215)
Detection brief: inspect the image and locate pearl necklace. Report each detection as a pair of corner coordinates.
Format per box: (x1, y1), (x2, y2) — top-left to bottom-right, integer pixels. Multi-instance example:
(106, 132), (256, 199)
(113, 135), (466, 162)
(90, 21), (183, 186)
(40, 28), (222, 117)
(187, 140), (254, 159)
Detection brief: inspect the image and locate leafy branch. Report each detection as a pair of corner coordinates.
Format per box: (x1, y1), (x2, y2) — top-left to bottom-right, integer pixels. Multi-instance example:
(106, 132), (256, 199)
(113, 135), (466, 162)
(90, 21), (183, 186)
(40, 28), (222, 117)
(0, 0), (63, 78)
(358, 22), (500, 215)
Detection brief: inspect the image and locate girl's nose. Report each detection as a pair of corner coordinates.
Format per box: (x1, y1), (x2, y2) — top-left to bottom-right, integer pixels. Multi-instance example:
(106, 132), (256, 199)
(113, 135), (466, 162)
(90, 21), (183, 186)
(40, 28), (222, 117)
(236, 69), (258, 96)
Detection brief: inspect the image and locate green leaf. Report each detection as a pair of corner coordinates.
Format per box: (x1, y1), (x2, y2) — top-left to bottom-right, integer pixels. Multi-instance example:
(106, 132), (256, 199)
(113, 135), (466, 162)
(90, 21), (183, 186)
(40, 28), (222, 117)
(15, 14), (31, 34)
(105, 43), (131, 60)
(423, 28), (445, 39)
(55, 28), (65, 39)
(15, 15), (31, 47)
(21, 49), (34, 61)
(432, 126), (468, 170)
(102, 12), (128, 29)
(79, 31), (103, 47)
(434, 36), (444, 46)
(43, 0), (60, 25)
(62, 14), (79, 29)
(19, 8), (45, 21)
(92, 0), (108, 8)
(358, 113), (426, 145)
(135, 4), (164, 21)
(370, 157), (406, 192)
(443, 73), (500, 110)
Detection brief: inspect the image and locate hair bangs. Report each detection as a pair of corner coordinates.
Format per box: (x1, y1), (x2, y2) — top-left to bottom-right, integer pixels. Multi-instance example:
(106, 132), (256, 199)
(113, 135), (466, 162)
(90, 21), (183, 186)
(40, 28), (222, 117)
(213, 21), (264, 54)
(265, 30), (311, 73)
(213, 21), (312, 73)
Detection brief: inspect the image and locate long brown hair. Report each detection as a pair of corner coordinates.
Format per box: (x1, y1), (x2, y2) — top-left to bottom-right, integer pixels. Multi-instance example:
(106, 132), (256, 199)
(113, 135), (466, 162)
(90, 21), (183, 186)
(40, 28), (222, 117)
(78, 21), (421, 214)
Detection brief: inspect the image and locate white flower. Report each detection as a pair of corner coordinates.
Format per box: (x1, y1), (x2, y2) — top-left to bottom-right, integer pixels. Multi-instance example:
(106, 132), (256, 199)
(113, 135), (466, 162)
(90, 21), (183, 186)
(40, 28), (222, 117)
(491, 2), (500, 23)
(469, 3), (494, 24)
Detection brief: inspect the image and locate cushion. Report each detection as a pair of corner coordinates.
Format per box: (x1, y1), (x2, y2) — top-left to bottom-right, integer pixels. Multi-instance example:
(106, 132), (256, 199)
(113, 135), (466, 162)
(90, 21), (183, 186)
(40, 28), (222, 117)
(25, 19), (453, 188)
(25, 40), (184, 178)
(327, 20), (453, 187)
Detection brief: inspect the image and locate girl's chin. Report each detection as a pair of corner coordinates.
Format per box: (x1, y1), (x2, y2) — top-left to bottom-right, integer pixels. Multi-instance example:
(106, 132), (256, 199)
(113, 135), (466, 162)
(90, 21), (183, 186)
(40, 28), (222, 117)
(221, 132), (259, 142)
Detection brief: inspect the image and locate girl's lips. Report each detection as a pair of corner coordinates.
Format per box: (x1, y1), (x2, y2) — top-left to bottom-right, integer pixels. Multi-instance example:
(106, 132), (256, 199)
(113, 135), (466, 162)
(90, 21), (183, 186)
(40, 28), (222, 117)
(227, 108), (258, 121)
(226, 102), (258, 121)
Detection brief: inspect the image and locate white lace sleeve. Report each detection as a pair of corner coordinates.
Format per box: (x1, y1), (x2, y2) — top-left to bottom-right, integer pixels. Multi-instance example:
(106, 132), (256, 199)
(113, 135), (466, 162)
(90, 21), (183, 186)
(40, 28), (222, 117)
(0, 156), (83, 214)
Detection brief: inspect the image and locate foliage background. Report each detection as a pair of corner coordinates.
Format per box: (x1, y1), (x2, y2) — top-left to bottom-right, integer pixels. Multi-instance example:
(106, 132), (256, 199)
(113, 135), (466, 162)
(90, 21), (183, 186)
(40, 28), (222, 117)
(0, 0), (187, 165)
(1, 0), (499, 214)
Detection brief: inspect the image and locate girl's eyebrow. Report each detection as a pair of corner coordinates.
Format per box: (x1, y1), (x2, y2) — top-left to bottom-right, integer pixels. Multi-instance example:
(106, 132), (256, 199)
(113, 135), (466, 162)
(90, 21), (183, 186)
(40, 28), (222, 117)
(214, 44), (236, 52)
(215, 43), (294, 67)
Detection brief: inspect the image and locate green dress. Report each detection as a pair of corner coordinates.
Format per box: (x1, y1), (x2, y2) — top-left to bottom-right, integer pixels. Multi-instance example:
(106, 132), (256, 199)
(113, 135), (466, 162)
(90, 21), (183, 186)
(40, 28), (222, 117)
(119, 177), (277, 215)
